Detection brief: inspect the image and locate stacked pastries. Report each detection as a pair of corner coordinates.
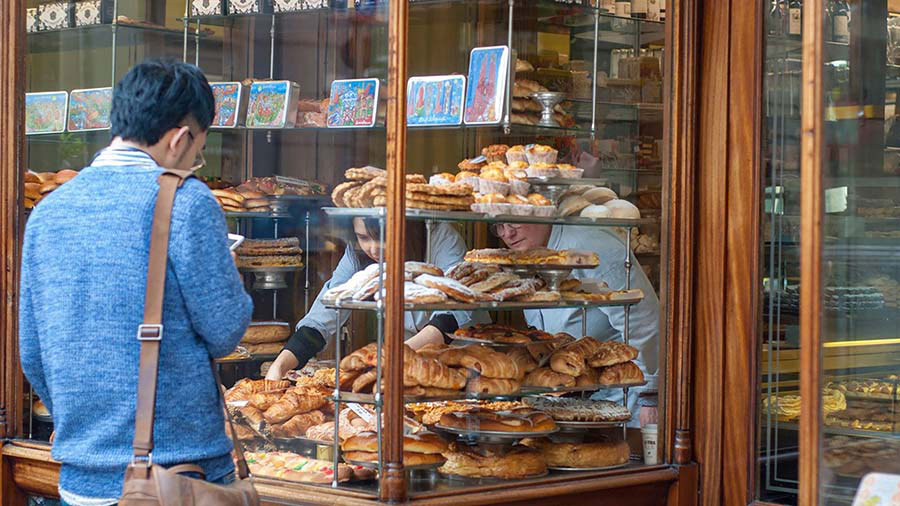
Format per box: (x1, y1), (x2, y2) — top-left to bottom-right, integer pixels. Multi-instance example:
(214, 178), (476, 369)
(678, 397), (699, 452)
(331, 167), (475, 211)
(23, 170), (78, 209)
(524, 337), (645, 389)
(235, 237), (304, 269)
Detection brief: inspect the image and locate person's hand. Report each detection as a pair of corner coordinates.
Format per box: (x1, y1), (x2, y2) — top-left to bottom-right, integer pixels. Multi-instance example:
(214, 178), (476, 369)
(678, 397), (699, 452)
(405, 326), (444, 350)
(639, 406), (658, 426)
(266, 349), (300, 381)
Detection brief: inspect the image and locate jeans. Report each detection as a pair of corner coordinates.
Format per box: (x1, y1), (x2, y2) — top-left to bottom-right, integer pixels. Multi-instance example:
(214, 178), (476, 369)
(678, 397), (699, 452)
(60, 470), (236, 506)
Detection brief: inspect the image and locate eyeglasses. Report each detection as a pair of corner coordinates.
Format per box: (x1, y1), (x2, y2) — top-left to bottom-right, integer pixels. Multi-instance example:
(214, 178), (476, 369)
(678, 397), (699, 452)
(489, 223), (523, 237)
(185, 129), (206, 172)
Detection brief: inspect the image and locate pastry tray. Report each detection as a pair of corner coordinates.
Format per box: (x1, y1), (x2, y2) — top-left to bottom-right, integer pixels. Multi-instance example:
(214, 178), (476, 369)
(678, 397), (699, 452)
(449, 334), (573, 348)
(526, 381), (648, 393)
(239, 265), (305, 273)
(503, 264), (596, 272)
(343, 459), (444, 471)
(554, 420), (629, 429)
(324, 294), (644, 312)
(548, 463), (629, 471)
(433, 424), (559, 440)
(322, 207), (656, 227)
(332, 391), (532, 405)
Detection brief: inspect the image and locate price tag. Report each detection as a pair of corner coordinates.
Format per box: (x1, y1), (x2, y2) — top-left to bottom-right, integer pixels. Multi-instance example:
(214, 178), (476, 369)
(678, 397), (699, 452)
(348, 403), (374, 424)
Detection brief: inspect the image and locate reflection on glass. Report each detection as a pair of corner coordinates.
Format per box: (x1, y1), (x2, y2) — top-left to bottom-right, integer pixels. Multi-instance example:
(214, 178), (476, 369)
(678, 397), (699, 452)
(759, 1), (900, 505)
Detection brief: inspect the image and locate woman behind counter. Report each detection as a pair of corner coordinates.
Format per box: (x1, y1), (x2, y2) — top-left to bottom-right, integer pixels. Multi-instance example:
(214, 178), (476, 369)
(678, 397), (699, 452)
(266, 217), (473, 380)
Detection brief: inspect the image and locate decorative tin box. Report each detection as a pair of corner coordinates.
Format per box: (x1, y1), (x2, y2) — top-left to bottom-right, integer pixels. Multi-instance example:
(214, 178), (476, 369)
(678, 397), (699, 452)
(227, 0), (272, 14)
(273, 0), (328, 11)
(67, 87), (113, 131)
(327, 78), (380, 128)
(246, 81), (300, 129)
(25, 91), (69, 135)
(210, 82), (248, 128)
(26, 8), (39, 33)
(37, 2), (74, 31)
(407, 75), (466, 127)
(191, 0), (227, 16)
(74, 0), (114, 27)
(463, 45), (511, 125)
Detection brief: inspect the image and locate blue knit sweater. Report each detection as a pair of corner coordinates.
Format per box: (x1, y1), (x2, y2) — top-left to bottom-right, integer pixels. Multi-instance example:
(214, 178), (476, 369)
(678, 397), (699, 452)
(19, 147), (253, 502)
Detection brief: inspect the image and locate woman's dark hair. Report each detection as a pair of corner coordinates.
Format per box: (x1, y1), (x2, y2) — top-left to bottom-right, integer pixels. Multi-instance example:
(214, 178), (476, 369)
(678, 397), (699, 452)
(348, 218), (426, 266)
(110, 60), (215, 146)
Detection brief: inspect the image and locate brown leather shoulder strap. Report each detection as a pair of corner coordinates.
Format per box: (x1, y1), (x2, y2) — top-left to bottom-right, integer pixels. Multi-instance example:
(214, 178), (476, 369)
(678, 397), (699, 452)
(132, 171), (193, 458)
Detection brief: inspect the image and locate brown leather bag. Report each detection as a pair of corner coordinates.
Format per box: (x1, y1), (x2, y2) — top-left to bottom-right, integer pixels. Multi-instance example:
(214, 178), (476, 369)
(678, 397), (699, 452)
(120, 169), (259, 506)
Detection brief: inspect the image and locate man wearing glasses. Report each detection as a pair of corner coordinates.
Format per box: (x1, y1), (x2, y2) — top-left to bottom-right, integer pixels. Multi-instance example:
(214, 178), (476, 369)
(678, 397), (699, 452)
(19, 60), (251, 506)
(491, 222), (659, 425)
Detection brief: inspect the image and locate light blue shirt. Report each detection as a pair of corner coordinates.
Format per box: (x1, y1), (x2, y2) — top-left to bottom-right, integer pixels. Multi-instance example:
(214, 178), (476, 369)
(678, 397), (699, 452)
(523, 225), (660, 422)
(298, 222), (480, 339)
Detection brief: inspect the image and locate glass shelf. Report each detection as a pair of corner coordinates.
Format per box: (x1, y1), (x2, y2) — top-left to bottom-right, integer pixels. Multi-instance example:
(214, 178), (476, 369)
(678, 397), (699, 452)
(777, 422), (900, 442)
(25, 130), (110, 143)
(183, 0), (669, 25)
(323, 206), (656, 227)
(27, 22), (208, 54)
(332, 383), (636, 405)
(325, 290), (644, 312)
(209, 122), (589, 136)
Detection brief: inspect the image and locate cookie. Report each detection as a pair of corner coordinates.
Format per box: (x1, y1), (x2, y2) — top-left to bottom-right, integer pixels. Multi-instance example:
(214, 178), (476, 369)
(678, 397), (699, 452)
(414, 274), (478, 303)
(331, 181), (361, 207)
(407, 183), (474, 196)
(345, 166), (386, 181)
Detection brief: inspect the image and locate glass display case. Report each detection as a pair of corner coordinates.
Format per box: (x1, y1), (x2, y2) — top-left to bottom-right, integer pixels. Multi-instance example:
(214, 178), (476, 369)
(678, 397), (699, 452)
(758, 1), (900, 504)
(19, 0), (669, 502)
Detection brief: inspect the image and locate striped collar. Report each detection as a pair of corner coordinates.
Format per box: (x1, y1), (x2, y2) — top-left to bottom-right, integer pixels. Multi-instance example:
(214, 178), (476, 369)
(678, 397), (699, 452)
(89, 146), (161, 170)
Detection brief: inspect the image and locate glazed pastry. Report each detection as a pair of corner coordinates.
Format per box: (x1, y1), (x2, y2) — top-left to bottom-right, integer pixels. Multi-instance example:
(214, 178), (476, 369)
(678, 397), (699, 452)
(466, 376), (522, 395)
(523, 367), (576, 388)
(588, 341), (639, 367)
(597, 361), (645, 385)
(549, 337), (604, 377)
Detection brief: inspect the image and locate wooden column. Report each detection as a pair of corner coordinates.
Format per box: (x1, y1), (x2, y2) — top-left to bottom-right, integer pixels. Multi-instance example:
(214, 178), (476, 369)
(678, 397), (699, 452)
(0, 0), (26, 441)
(662, 0), (699, 468)
(799, 0), (825, 504)
(382, 0), (409, 501)
(691, 0), (764, 504)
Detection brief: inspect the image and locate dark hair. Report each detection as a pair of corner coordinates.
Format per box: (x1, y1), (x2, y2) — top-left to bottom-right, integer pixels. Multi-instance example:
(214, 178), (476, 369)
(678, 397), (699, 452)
(110, 60), (215, 146)
(348, 218), (426, 266)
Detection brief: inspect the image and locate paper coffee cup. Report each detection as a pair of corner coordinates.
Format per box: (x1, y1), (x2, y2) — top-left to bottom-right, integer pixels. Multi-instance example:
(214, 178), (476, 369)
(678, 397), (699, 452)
(641, 423), (658, 465)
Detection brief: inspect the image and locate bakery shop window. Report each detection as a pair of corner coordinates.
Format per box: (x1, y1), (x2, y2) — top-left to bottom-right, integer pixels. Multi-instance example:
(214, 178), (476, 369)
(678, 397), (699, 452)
(19, 0), (669, 497)
(758, 1), (900, 504)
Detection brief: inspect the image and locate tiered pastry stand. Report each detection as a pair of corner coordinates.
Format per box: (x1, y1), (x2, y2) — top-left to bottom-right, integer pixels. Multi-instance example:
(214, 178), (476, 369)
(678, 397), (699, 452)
(319, 206), (648, 487)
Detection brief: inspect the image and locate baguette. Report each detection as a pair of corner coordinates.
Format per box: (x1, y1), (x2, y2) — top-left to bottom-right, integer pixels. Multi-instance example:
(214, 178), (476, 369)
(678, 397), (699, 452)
(242, 323), (292, 344)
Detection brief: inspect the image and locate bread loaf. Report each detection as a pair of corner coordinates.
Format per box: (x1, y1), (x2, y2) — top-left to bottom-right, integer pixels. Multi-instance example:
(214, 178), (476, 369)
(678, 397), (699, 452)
(243, 342), (285, 355)
(340, 343), (378, 371)
(242, 323), (292, 344)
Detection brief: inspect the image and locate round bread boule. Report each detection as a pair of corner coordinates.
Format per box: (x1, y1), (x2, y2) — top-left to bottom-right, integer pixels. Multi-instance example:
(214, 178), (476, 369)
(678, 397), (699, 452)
(604, 199), (642, 219)
(53, 169), (79, 185)
(558, 195), (591, 217)
(580, 204), (611, 218)
(581, 186), (618, 204)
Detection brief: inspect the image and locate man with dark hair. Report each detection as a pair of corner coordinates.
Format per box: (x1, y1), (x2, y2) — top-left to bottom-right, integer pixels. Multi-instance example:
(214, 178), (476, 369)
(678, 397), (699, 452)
(19, 60), (252, 506)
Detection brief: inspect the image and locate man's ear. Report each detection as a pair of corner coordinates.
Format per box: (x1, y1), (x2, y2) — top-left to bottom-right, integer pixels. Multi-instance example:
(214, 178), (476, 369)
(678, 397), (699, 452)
(168, 126), (191, 153)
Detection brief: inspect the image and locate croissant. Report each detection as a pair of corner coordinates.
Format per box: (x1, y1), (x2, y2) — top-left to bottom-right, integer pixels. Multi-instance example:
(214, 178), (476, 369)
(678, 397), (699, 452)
(466, 376), (521, 395)
(507, 347), (538, 375)
(406, 355), (467, 390)
(588, 341), (639, 368)
(597, 361), (645, 385)
(248, 390), (288, 411)
(340, 343), (378, 371)
(549, 337), (603, 377)
(352, 369), (377, 393)
(459, 347), (521, 379)
(238, 405), (266, 432)
(270, 410), (326, 438)
(225, 378), (291, 402)
(416, 342), (450, 359)
(575, 367), (601, 387)
(523, 367), (576, 388)
(263, 387), (328, 424)
(437, 346), (478, 367)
